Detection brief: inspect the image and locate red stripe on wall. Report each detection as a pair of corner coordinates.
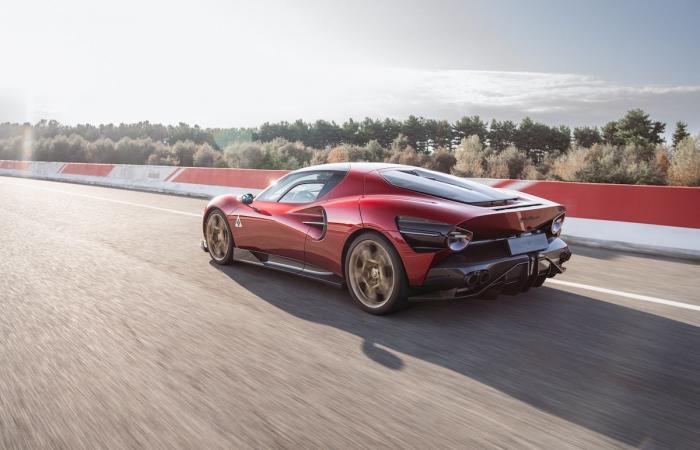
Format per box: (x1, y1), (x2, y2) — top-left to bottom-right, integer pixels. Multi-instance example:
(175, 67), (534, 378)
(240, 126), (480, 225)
(0, 160), (31, 170)
(491, 179), (516, 188)
(521, 181), (700, 228)
(60, 163), (114, 177)
(163, 168), (182, 182)
(171, 167), (289, 189)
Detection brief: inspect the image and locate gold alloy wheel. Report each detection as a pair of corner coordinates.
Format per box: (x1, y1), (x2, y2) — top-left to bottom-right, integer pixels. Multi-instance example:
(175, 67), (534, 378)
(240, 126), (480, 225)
(206, 213), (230, 261)
(348, 240), (395, 308)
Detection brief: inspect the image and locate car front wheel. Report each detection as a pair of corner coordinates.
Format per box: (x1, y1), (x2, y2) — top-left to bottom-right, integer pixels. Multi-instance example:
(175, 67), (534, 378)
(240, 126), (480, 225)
(205, 210), (234, 264)
(345, 232), (409, 314)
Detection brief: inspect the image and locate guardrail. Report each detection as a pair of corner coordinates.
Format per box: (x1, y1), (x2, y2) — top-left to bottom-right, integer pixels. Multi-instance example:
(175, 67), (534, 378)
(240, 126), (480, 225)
(2, 160), (699, 259)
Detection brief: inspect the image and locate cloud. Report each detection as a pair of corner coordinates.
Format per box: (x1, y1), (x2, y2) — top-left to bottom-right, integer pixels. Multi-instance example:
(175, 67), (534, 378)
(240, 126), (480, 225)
(339, 69), (700, 133)
(366, 68), (700, 111)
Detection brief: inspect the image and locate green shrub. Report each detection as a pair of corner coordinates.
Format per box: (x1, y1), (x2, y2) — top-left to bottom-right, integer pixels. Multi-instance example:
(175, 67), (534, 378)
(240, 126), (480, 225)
(87, 138), (117, 163)
(193, 144), (222, 167)
(668, 137), (700, 186)
(486, 145), (528, 179)
(115, 137), (160, 165)
(452, 135), (485, 177)
(425, 148), (456, 174)
(34, 134), (89, 162)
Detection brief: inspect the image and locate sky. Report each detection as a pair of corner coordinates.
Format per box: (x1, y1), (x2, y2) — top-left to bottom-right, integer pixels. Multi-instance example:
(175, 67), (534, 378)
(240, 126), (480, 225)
(1, 0), (699, 135)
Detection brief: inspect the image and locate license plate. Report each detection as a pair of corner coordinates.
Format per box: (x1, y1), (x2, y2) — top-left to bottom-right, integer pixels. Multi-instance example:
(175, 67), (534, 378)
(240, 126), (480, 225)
(507, 233), (548, 255)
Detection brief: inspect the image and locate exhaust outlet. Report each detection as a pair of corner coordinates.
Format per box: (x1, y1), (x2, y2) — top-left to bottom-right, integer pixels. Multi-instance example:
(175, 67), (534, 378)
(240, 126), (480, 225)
(479, 271), (491, 284)
(465, 272), (480, 287)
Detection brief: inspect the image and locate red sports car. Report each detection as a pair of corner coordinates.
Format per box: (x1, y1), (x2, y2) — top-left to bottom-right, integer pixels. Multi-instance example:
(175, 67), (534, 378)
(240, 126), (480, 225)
(202, 163), (571, 314)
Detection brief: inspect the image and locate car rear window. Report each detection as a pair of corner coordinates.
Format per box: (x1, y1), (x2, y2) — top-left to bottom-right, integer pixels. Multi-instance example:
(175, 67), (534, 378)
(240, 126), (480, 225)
(380, 168), (518, 205)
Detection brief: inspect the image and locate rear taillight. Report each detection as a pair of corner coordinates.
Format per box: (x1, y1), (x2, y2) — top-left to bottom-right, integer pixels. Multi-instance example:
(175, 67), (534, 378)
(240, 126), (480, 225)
(446, 229), (473, 252)
(551, 213), (565, 236)
(396, 216), (472, 253)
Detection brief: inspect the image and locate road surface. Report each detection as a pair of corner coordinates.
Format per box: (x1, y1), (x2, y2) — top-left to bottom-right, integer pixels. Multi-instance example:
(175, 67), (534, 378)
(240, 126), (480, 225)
(1, 176), (699, 449)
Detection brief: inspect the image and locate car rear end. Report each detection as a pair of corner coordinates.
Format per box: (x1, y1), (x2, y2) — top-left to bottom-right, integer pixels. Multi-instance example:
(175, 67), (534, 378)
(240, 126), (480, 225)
(368, 166), (571, 300)
(415, 207), (570, 300)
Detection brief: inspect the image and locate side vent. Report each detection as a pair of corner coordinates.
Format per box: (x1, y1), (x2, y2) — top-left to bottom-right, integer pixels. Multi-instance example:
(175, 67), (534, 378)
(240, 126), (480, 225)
(298, 206), (327, 240)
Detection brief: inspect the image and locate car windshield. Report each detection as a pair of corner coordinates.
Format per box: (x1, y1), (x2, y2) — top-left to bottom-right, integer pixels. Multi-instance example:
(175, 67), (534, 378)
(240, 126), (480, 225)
(380, 168), (518, 204)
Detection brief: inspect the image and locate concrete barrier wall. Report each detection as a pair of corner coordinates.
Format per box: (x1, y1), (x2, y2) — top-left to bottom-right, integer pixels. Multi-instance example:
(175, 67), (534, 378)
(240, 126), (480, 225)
(2, 160), (699, 259)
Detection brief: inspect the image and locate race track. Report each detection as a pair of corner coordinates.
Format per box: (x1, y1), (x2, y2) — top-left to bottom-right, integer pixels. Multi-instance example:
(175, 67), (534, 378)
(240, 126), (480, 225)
(1, 176), (699, 449)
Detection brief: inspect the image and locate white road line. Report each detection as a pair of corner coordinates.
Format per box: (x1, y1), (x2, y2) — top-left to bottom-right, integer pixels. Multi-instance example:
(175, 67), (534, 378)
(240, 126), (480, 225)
(546, 279), (700, 312)
(0, 180), (202, 218)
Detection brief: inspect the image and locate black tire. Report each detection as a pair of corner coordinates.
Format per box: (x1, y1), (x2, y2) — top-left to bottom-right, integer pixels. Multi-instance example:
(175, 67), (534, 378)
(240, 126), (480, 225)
(344, 231), (410, 315)
(205, 209), (235, 265)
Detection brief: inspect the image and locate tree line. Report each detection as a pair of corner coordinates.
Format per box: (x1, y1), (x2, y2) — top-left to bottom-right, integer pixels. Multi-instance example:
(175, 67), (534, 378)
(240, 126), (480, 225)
(0, 110), (697, 185)
(254, 116), (575, 155)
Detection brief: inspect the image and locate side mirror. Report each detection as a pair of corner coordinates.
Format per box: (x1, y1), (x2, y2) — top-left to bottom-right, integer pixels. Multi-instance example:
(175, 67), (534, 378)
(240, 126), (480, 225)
(240, 193), (255, 205)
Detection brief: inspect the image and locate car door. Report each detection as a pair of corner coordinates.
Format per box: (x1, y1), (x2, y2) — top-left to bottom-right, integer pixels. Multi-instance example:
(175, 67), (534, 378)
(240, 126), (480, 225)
(232, 171), (337, 264)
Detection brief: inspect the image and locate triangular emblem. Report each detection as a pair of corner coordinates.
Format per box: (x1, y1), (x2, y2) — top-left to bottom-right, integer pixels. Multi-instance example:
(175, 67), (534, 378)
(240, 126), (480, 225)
(235, 214), (242, 228)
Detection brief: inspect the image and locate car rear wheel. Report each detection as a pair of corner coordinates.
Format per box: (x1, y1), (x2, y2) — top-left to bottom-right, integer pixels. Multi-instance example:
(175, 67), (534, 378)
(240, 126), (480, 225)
(205, 210), (234, 264)
(345, 232), (409, 314)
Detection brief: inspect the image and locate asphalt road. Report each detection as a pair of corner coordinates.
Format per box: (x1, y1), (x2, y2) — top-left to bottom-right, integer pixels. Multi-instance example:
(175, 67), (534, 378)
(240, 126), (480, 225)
(1, 176), (699, 449)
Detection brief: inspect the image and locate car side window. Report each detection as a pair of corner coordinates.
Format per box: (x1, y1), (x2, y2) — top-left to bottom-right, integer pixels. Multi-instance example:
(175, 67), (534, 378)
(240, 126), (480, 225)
(256, 172), (324, 202)
(256, 170), (344, 202)
(279, 183), (325, 203)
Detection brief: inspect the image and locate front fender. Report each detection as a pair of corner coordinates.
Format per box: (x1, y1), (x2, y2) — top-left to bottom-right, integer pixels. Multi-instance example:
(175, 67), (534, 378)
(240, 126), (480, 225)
(203, 194), (240, 233)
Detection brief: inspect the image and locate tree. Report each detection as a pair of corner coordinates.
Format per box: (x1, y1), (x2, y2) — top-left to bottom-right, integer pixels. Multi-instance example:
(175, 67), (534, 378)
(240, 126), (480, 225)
(115, 137), (160, 164)
(172, 140), (197, 166)
(224, 142), (266, 168)
(452, 116), (487, 147)
(618, 109), (665, 145)
(309, 120), (341, 148)
(193, 144), (221, 167)
(549, 125), (572, 156)
(0, 135), (23, 160)
(602, 121), (624, 146)
(488, 120), (516, 151)
(289, 119), (310, 143)
(147, 146), (178, 166)
(342, 119), (365, 146)
(359, 118), (386, 146)
(88, 138), (117, 163)
(379, 118), (402, 148)
(211, 127), (254, 149)
(401, 116), (426, 153)
(513, 117), (570, 156)
(604, 109), (665, 148)
(423, 119), (452, 150)
(33, 134), (89, 162)
(573, 126), (602, 148)
(672, 122), (690, 148)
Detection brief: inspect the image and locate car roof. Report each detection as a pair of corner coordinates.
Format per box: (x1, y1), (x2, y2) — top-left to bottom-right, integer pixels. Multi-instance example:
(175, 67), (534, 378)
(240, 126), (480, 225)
(294, 162), (407, 174)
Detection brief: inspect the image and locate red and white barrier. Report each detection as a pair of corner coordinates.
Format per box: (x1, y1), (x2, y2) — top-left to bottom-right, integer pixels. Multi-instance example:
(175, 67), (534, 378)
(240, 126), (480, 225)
(0, 161), (284, 197)
(2, 160), (699, 258)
